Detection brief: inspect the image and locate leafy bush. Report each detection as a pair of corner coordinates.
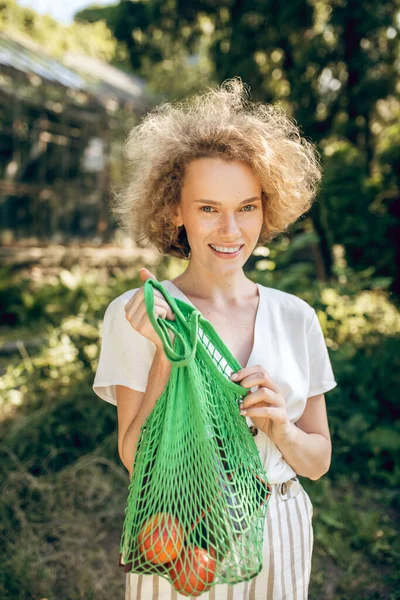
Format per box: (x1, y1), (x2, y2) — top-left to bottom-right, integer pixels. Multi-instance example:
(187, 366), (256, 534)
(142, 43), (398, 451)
(1, 258), (399, 598)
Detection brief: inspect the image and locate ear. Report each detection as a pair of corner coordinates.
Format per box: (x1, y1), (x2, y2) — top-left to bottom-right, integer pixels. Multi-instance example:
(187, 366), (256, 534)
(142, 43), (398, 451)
(173, 206), (183, 228)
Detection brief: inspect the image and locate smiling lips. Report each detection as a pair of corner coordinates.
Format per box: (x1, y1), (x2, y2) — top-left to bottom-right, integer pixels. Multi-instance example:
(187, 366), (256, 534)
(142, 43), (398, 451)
(209, 244), (244, 258)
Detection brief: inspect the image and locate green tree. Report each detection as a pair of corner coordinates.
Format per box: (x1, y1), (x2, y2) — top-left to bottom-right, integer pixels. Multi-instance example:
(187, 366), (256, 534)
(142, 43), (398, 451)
(76, 0), (400, 291)
(0, 0), (122, 63)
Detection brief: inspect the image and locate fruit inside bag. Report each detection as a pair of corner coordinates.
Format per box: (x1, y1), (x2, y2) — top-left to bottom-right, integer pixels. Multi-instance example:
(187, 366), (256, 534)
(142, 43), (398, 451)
(119, 279), (273, 594)
(120, 430), (272, 589)
(187, 425), (272, 570)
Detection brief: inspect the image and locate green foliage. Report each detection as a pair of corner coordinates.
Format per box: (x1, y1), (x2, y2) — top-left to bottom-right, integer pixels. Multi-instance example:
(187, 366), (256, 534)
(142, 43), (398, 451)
(77, 0), (400, 144)
(3, 0), (400, 304)
(76, 4), (217, 100)
(318, 139), (399, 286)
(0, 315), (117, 468)
(0, 263), (131, 327)
(75, 0), (400, 303)
(1, 257), (399, 597)
(0, 0), (125, 64)
(0, 453), (127, 599)
(378, 121), (400, 188)
(328, 335), (400, 489)
(305, 475), (400, 598)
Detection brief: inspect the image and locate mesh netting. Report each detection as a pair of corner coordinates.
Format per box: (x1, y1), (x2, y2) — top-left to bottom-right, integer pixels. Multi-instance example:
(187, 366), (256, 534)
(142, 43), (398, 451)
(119, 279), (272, 596)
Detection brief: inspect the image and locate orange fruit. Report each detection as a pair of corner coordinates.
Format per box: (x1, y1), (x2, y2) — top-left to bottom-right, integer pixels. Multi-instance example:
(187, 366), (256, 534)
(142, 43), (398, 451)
(138, 512), (184, 565)
(169, 545), (217, 596)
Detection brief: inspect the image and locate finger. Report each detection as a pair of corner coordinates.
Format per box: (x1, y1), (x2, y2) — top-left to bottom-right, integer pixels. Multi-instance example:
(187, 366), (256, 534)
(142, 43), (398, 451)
(126, 298), (174, 328)
(240, 406), (272, 418)
(231, 367), (280, 393)
(230, 365), (266, 382)
(139, 267), (158, 282)
(124, 271), (158, 315)
(125, 286), (173, 321)
(152, 297), (175, 321)
(153, 291), (175, 321)
(140, 278), (175, 321)
(124, 296), (140, 319)
(125, 272), (160, 316)
(241, 406), (284, 420)
(124, 285), (147, 315)
(241, 387), (280, 410)
(126, 298), (165, 325)
(124, 292), (142, 321)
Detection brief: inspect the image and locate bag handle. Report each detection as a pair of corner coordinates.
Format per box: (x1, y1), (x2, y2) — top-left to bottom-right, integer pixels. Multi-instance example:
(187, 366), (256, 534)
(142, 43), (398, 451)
(143, 279), (200, 366)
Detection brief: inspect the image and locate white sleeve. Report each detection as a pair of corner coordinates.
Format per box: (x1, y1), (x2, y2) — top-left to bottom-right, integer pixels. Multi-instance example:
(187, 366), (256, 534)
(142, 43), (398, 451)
(92, 292), (157, 406)
(306, 309), (337, 397)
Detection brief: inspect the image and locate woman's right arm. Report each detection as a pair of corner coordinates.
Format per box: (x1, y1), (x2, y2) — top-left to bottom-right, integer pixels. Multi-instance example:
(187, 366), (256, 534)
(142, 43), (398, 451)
(117, 268), (176, 477)
(117, 348), (172, 478)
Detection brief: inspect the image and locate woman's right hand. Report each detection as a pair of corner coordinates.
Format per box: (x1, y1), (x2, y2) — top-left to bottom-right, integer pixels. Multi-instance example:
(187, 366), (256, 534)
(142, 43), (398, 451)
(124, 268), (176, 350)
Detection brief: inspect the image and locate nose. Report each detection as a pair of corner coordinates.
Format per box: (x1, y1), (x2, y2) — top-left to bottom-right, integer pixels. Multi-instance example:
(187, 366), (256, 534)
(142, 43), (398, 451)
(218, 213), (241, 239)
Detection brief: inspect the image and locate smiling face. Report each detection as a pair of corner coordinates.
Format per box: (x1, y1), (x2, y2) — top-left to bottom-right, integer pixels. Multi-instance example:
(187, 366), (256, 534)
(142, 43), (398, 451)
(174, 157), (264, 276)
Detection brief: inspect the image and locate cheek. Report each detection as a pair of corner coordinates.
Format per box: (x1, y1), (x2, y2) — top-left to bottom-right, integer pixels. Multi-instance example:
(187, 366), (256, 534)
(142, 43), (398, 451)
(249, 213), (264, 231)
(188, 216), (214, 235)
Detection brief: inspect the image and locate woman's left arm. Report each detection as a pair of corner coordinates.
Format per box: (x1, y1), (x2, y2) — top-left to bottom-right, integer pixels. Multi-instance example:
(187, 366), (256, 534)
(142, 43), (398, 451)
(272, 393), (332, 481)
(230, 365), (332, 481)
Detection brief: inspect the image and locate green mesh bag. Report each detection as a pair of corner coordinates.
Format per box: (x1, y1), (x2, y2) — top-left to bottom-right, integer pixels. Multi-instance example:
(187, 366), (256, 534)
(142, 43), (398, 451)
(119, 279), (272, 596)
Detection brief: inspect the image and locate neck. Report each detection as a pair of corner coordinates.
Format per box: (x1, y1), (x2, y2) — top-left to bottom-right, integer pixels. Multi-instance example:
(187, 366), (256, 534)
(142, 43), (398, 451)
(172, 263), (256, 306)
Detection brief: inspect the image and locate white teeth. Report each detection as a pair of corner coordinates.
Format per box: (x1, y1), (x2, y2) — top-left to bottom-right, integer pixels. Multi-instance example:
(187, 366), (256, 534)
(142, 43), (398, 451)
(210, 245), (242, 253)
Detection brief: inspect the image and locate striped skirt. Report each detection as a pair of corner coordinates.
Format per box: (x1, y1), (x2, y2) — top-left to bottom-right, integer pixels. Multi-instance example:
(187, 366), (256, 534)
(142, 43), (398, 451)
(124, 477), (314, 600)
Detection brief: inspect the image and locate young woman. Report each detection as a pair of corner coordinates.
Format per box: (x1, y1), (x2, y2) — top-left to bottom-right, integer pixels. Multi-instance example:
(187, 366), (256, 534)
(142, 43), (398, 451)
(93, 78), (337, 600)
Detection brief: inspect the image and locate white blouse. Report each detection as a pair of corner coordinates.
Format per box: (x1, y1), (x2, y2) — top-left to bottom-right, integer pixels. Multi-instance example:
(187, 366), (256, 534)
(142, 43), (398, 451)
(93, 279), (337, 484)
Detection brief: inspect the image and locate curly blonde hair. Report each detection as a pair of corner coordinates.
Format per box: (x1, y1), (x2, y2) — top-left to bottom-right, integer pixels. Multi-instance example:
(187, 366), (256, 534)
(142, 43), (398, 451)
(111, 77), (322, 260)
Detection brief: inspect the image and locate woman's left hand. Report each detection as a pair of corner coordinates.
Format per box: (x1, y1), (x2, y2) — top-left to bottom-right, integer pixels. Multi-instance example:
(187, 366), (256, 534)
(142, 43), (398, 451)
(230, 365), (293, 444)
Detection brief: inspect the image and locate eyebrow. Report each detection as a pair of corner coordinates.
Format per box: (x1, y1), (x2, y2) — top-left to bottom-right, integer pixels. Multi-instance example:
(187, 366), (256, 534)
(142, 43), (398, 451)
(193, 196), (261, 206)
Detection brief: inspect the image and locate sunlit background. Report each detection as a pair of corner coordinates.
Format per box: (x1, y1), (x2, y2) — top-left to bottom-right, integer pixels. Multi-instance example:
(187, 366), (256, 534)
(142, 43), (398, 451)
(0, 0), (399, 598)
(18, 0), (119, 25)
